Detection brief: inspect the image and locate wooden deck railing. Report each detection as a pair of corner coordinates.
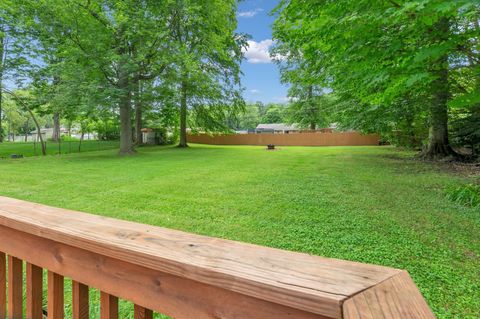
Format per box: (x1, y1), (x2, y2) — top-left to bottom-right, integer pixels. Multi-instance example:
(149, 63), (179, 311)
(0, 196), (435, 319)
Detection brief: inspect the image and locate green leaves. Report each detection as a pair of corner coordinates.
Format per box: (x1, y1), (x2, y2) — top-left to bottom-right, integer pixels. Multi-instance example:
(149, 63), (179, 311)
(449, 91), (480, 109)
(272, 0), (480, 154)
(445, 184), (480, 208)
(405, 72), (431, 87)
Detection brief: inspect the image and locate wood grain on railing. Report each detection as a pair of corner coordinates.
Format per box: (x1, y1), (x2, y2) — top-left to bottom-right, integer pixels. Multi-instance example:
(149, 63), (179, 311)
(0, 252), (5, 319)
(0, 196), (435, 319)
(72, 281), (90, 319)
(26, 263), (44, 319)
(134, 305), (153, 319)
(8, 256), (22, 319)
(48, 271), (65, 319)
(100, 292), (118, 319)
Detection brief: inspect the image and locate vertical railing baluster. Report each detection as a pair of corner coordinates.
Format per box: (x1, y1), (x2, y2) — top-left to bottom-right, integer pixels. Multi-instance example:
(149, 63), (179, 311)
(8, 256), (23, 319)
(0, 252), (5, 319)
(100, 292), (118, 319)
(26, 263), (43, 319)
(47, 271), (64, 319)
(134, 305), (153, 319)
(72, 281), (89, 319)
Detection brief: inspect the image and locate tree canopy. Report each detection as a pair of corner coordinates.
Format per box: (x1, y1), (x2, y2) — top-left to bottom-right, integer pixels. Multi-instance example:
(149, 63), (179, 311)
(273, 0), (479, 158)
(0, 0), (245, 153)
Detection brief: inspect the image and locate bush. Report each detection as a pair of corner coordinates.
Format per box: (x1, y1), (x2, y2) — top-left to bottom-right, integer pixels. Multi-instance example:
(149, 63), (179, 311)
(445, 184), (480, 208)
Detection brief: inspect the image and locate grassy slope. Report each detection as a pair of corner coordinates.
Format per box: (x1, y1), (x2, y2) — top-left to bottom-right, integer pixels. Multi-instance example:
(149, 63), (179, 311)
(0, 145), (478, 318)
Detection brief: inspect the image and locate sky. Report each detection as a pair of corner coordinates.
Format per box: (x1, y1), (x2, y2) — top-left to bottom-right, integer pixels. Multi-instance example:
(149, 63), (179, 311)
(236, 0), (288, 104)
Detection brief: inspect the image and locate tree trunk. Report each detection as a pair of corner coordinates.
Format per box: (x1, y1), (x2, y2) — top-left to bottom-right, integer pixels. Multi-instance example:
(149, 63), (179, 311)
(119, 94), (134, 155)
(0, 82), (3, 143)
(422, 18), (456, 159)
(27, 108), (46, 156)
(308, 85), (316, 131)
(0, 24), (4, 143)
(423, 82), (454, 158)
(404, 106), (417, 148)
(24, 118), (30, 142)
(134, 78), (143, 145)
(117, 55), (135, 155)
(52, 112), (60, 142)
(79, 131), (85, 152)
(178, 77), (188, 148)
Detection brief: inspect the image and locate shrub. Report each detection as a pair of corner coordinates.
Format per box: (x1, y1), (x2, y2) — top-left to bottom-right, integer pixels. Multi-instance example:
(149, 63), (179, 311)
(445, 184), (480, 208)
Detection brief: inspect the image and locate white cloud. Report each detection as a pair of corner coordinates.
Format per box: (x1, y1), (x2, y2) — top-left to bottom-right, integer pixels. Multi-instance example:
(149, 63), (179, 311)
(238, 8), (263, 18)
(250, 89), (261, 95)
(275, 97), (290, 103)
(274, 96), (297, 103)
(243, 39), (274, 64)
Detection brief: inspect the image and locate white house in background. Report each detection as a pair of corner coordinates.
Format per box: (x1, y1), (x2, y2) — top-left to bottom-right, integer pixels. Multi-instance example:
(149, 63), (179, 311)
(255, 123), (299, 134)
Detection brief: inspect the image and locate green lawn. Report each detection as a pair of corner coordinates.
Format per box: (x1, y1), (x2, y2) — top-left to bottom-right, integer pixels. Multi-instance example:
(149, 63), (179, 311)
(0, 145), (479, 318)
(0, 140), (119, 158)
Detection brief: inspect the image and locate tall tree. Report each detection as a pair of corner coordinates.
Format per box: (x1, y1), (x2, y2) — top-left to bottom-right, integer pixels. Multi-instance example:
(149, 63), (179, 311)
(272, 37), (330, 130)
(286, 87), (333, 130)
(18, 0), (173, 154)
(273, 0), (479, 159)
(0, 4), (33, 143)
(168, 0), (245, 147)
(0, 14), (5, 142)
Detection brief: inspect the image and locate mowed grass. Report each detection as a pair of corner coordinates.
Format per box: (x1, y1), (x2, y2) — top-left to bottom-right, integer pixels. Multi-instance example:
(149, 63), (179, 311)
(0, 145), (479, 318)
(0, 140), (119, 158)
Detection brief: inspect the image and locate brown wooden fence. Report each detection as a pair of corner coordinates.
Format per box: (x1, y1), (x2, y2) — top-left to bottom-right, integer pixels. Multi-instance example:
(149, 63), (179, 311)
(0, 196), (434, 319)
(187, 132), (380, 147)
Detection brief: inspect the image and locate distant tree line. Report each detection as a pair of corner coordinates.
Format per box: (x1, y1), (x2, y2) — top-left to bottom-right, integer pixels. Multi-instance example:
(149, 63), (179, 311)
(228, 99), (336, 131)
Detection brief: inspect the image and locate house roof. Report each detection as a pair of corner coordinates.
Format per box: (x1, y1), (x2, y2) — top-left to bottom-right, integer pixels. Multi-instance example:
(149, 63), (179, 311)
(256, 123), (299, 131)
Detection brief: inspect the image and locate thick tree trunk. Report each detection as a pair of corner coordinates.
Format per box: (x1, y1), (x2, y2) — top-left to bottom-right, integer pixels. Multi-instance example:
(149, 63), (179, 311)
(52, 112), (60, 142)
(423, 82), (454, 158)
(117, 56), (135, 155)
(134, 78), (143, 145)
(422, 18), (456, 160)
(119, 95), (135, 155)
(178, 78), (188, 148)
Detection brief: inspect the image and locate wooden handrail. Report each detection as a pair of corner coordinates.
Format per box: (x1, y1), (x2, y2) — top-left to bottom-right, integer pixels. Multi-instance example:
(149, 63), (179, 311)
(0, 196), (435, 319)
